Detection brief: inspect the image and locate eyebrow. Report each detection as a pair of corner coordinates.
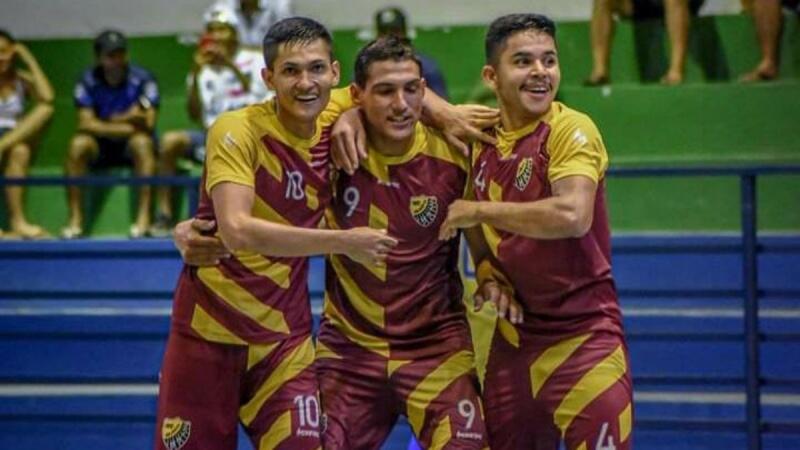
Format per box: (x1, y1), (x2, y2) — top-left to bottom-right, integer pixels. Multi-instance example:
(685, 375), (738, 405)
(511, 50), (558, 59)
(280, 58), (327, 68)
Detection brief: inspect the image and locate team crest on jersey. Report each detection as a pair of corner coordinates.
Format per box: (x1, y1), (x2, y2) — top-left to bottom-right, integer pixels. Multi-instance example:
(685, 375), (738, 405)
(162, 416), (192, 450)
(410, 195), (439, 227)
(514, 157), (534, 191)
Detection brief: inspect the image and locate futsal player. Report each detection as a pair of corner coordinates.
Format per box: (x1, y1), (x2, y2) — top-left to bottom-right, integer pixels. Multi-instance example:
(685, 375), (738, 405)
(439, 13), (633, 450)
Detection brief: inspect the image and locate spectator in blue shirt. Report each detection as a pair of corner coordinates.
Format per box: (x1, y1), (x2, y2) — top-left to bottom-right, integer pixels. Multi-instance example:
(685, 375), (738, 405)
(63, 30), (159, 239)
(374, 6), (450, 100)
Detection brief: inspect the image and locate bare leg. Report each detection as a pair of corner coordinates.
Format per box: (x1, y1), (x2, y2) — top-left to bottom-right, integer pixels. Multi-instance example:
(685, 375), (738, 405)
(63, 133), (99, 237)
(588, 0), (616, 84)
(4, 142), (47, 238)
(741, 0), (782, 81)
(662, 0), (690, 85)
(129, 132), (155, 236)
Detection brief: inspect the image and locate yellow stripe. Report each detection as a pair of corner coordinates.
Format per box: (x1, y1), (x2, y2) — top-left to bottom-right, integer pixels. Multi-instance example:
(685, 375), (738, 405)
(497, 318), (520, 348)
(197, 267), (290, 334)
(423, 133), (470, 173)
(237, 252), (291, 290)
(576, 442), (587, 450)
(481, 224), (501, 257)
(315, 340), (342, 360)
(305, 183), (319, 210)
(257, 410), (292, 450)
(488, 179), (503, 201)
(240, 337), (315, 425)
(329, 255), (385, 329)
(361, 153), (391, 183)
(530, 333), (592, 398)
(248, 342), (280, 371)
(619, 401), (632, 443)
(368, 203), (389, 231)
(387, 359), (411, 378)
(554, 345), (627, 436)
(257, 153), (283, 183)
(323, 292), (389, 357)
(190, 304), (247, 345)
(252, 196), (291, 225)
(407, 350), (473, 435)
(429, 415), (452, 450)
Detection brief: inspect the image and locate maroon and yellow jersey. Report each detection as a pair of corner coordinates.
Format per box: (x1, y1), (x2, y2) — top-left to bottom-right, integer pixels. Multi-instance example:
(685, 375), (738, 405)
(170, 89), (352, 345)
(320, 123), (472, 360)
(471, 102), (622, 337)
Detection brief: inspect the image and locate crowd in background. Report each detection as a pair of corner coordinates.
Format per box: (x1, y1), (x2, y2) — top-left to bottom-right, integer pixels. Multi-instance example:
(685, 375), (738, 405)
(0, 0), (796, 239)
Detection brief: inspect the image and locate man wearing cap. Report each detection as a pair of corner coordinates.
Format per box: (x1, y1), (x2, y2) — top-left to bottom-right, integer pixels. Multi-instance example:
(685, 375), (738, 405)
(64, 29), (160, 238)
(375, 6), (450, 100)
(151, 9), (272, 236)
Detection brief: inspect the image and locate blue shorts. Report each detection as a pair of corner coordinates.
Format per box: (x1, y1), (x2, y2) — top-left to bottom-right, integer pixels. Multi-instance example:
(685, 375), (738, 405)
(186, 129), (207, 164)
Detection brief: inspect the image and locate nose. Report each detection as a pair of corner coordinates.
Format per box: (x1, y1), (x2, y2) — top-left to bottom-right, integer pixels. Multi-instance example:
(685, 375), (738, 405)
(390, 91), (409, 113)
(297, 70), (314, 90)
(531, 59), (546, 75)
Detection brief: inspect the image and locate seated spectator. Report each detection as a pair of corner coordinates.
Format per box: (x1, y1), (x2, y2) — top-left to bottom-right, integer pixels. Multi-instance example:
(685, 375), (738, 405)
(586, 0), (704, 85)
(63, 30), (159, 239)
(205, 0), (292, 49)
(740, 0), (800, 82)
(150, 8), (271, 236)
(374, 6), (450, 99)
(0, 29), (54, 239)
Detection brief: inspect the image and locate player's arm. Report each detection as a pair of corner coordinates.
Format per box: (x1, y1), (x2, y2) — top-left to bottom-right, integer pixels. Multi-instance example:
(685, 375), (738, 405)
(331, 86), (499, 174)
(440, 175), (597, 240)
(0, 70), (53, 155)
(463, 226), (523, 324)
(211, 181), (397, 265)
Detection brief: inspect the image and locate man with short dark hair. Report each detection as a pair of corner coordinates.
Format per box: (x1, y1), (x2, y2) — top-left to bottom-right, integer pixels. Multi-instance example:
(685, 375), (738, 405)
(154, 17), (396, 450)
(316, 35), (488, 450)
(64, 29), (159, 239)
(440, 13), (633, 450)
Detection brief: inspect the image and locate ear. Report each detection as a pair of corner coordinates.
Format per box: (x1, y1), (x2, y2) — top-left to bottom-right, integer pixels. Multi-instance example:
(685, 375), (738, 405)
(261, 67), (275, 90)
(481, 64), (497, 91)
(419, 78), (428, 98)
(330, 60), (341, 87)
(349, 82), (362, 106)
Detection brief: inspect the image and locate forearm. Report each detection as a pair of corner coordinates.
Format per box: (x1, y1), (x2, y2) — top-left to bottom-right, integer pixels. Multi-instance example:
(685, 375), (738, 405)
(475, 197), (588, 239)
(219, 215), (349, 257)
(187, 74), (202, 123)
(229, 66), (251, 92)
(27, 61), (54, 103)
(79, 118), (135, 138)
(0, 103), (53, 150)
(420, 87), (452, 128)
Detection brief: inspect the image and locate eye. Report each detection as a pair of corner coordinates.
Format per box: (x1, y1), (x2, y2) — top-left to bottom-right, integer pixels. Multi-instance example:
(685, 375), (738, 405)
(283, 67), (297, 75)
(310, 63), (326, 73)
(544, 55), (558, 67)
(514, 57), (531, 67)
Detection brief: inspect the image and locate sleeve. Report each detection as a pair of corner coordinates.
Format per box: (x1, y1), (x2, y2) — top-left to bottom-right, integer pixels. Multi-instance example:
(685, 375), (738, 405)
(317, 87), (354, 126)
(73, 76), (93, 109)
(204, 112), (259, 192)
(547, 111), (608, 184)
(140, 72), (161, 108)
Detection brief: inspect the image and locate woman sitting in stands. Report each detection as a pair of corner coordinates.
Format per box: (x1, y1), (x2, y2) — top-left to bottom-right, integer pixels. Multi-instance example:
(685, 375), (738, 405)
(0, 29), (54, 239)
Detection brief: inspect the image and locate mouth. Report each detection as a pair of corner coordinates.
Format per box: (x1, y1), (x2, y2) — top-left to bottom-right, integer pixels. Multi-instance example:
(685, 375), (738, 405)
(386, 115), (414, 129)
(521, 83), (550, 98)
(294, 93), (320, 105)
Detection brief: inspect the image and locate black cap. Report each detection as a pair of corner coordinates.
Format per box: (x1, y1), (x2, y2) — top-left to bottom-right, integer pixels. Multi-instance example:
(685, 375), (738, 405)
(375, 7), (407, 36)
(94, 30), (127, 56)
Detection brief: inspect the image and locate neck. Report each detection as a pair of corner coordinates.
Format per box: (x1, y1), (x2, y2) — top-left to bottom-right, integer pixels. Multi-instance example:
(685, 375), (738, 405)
(499, 102), (548, 132)
(367, 124), (415, 157)
(276, 103), (316, 139)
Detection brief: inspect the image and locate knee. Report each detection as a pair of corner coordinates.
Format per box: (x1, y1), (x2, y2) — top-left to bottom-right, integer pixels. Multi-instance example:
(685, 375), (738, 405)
(129, 132), (154, 153)
(160, 131), (188, 156)
(8, 143), (32, 166)
(67, 134), (95, 163)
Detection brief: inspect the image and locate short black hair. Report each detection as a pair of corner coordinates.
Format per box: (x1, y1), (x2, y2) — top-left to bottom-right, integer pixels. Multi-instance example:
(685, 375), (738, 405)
(0, 29), (16, 44)
(262, 17), (333, 68)
(354, 35), (422, 87)
(485, 14), (556, 65)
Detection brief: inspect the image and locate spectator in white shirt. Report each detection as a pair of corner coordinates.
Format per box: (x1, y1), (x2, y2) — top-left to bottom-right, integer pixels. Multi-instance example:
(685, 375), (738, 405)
(205, 0), (293, 49)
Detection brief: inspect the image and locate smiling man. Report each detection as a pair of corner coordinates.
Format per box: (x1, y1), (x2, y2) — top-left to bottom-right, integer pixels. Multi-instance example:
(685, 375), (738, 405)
(316, 36), (488, 450)
(440, 14), (633, 450)
(153, 17), (396, 450)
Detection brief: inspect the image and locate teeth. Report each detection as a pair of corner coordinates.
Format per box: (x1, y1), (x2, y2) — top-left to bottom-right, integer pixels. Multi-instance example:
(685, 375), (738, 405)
(296, 95), (317, 101)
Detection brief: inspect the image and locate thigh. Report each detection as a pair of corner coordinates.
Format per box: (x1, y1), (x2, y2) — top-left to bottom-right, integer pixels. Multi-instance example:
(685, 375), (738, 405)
(533, 332), (633, 450)
(398, 349), (488, 450)
(154, 330), (246, 450)
(316, 324), (397, 450)
(241, 334), (323, 450)
(483, 325), (559, 450)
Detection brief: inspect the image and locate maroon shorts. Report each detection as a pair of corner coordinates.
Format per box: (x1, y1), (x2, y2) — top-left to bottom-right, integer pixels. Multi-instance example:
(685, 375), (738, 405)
(154, 329), (322, 450)
(316, 324), (488, 450)
(483, 324), (633, 450)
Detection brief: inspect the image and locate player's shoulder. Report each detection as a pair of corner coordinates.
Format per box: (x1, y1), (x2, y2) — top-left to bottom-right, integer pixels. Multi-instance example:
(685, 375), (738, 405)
(547, 102), (600, 137)
(211, 103), (270, 135)
(128, 65), (157, 85)
(417, 124), (470, 172)
(77, 67), (98, 87)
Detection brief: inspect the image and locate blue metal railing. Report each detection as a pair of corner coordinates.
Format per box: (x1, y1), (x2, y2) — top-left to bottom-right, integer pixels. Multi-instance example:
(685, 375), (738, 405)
(2, 165), (800, 450)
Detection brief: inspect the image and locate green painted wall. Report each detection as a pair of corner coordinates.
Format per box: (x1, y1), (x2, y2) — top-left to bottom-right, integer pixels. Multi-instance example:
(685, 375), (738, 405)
(6, 15), (800, 235)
